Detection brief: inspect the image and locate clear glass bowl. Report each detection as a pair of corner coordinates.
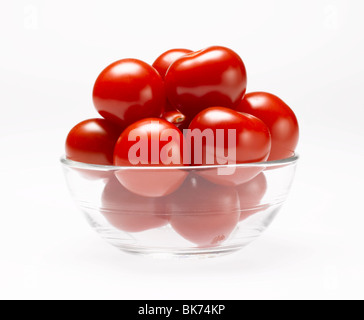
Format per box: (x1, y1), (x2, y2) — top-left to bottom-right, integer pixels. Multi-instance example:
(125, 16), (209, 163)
(61, 154), (298, 259)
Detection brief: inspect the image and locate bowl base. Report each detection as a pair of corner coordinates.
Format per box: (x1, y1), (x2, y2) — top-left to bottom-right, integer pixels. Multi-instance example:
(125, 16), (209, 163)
(113, 244), (247, 260)
(81, 203), (284, 259)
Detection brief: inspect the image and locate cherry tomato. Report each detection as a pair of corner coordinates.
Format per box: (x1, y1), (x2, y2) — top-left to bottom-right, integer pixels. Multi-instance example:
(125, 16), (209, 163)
(65, 118), (124, 165)
(168, 174), (240, 247)
(188, 107), (271, 186)
(113, 118), (188, 197)
(189, 107), (271, 165)
(114, 168), (188, 198)
(162, 110), (190, 131)
(152, 48), (193, 80)
(236, 92), (299, 161)
(101, 177), (169, 233)
(114, 118), (186, 167)
(165, 46), (247, 119)
(153, 49), (193, 112)
(235, 173), (268, 221)
(93, 59), (165, 127)
(164, 100), (177, 112)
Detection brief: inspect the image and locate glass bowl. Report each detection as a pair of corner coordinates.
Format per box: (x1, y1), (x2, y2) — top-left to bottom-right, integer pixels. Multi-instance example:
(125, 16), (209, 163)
(61, 154), (298, 259)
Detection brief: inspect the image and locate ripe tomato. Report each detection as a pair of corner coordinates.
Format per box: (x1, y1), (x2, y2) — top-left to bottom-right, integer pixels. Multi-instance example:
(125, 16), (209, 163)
(93, 59), (165, 127)
(165, 46), (247, 119)
(235, 173), (267, 221)
(162, 110), (190, 131)
(152, 48), (193, 80)
(65, 118), (124, 165)
(188, 107), (271, 186)
(114, 118), (186, 166)
(164, 100), (177, 112)
(236, 92), (299, 161)
(168, 174), (240, 247)
(153, 49), (193, 112)
(189, 107), (271, 165)
(113, 118), (188, 197)
(101, 177), (169, 233)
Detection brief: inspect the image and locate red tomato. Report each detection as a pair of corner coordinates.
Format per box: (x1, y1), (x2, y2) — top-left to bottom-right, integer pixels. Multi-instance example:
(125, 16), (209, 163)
(235, 173), (268, 221)
(153, 49), (193, 112)
(189, 107), (271, 165)
(165, 46), (247, 119)
(236, 92), (299, 161)
(93, 59), (165, 127)
(114, 168), (188, 199)
(152, 48), (193, 80)
(168, 174), (240, 247)
(65, 118), (124, 165)
(164, 100), (177, 112)
(114, 118), (186, 167)
(113, 118), (188, 197)
(101, 177), (169, 233)
(162, 110), (190, 131)
(188, 107), (271, 186)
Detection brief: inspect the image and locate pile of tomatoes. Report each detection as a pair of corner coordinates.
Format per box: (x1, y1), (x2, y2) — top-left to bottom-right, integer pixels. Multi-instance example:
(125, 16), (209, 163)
(65, 46), (299, 246)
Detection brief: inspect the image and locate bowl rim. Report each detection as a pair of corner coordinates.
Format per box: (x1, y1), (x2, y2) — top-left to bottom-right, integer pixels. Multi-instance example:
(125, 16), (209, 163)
(60, 153), (299, 171)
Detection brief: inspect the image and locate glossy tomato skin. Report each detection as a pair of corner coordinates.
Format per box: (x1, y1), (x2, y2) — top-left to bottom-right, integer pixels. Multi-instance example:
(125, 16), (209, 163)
(93, 59), (165, 127)
(162, 110), (190, 131)
(165, 46), (247, 119)
(113, 118), (186, 167)
(188, 107), (271, 166)
(153, 48), (193, 80)
(188, 107), (271, 186)
(236, 92), (299, 161)
(235, 173), (268, 221)
(153, 49), (193, 112)
(113, 118), (188, 197)
(65, 118), (124, 165)
(101, 177), (169, 233)
(168, 174), (240, 247)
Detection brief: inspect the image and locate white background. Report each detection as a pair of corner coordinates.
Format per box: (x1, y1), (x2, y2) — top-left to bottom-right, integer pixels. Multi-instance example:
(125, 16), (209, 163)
(0, 0), (363, 300)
